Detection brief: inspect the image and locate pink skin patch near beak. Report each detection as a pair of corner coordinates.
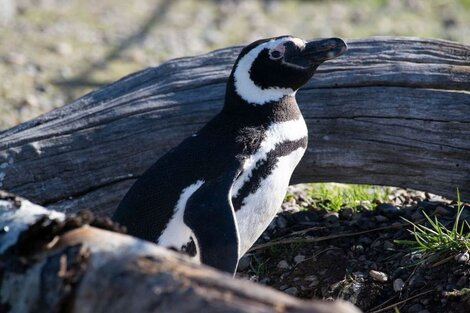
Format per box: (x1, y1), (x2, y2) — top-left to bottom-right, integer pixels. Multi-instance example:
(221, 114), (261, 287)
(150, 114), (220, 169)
(269, 38), (306, 60)
(269, 43), (286, 60)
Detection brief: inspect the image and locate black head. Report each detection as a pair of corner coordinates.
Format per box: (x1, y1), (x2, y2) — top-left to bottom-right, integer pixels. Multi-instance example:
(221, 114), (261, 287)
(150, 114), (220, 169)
(228, 36), (347, 105)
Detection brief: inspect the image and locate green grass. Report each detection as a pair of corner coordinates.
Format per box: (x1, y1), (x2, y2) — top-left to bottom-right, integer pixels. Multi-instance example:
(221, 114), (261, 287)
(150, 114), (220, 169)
(305, 183), (391, 211)
(395, 189), (470, 264)
(249, 254), (270, 277)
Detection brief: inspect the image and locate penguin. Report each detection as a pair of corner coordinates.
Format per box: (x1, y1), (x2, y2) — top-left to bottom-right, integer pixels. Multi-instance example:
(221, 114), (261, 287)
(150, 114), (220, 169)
(113, 35), (347, 274)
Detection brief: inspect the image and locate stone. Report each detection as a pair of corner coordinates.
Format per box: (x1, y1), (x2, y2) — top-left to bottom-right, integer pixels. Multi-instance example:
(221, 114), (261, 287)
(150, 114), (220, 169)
(339, 207), (354, 220)
(323, 212), (339, 226)
(393, 278), (405, 292)
(407, 303), (424, 313)
(371, 240), (382, 249)
(409, 271), (426, 288)
(383, 240), (395, 250)
(359, 236), (372, 245)
(352, 244), (364, 253)
(294, 254), (306, 264)
(283, 287), (298, 296)
(375, 215), (389, 222)
(456, 276), (467, 288)
(237, 255), (251, 271)
(275, 215), (288, 229)
(376, 203), (400, 218)
(292, 211), (319, 224)
(432, 206), (450, 216)
(277, 260), (290, 269)
(369, 270), (388, 282)
(411, 210), (423, 221)
(455, 251), (469, 263)
(305, 275), (318, 282)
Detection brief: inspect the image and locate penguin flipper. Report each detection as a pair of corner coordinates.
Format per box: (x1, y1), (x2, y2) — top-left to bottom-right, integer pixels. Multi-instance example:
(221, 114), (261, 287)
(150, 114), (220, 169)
(184, 161), (241, 274)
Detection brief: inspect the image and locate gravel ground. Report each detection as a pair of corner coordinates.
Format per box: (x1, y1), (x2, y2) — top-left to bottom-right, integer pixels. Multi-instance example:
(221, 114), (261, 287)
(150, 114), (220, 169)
(237, 186), (470, 313)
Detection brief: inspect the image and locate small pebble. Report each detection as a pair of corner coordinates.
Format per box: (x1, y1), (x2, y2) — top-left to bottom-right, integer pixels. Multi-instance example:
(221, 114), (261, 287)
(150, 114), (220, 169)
(393, 278), (405, 292)
(375, 215), (389, 222)
(352, 244), (364, 253)
(237, 255), (251, 271)
(339, 207), (354, 220)
(383, 240), (395, 250)
(283, 287), (298, 296)
(305, 275), (318, 282)
(411, 211), (423, 221)
(376, 203), (400, 218)
(259, 277), (270, 285)
(371, 240), (382, 249)
(456, 276), (467, 288)
(277, 260), (290, 269)
(455, 251), (469, 263)
(407, 303), (423, 313)
(323, 212), (339, 226)
(294, 254), (306, 264)
(432, 206), (450, 216)
(275, 215), (288, 229)
(369, 270), (388, 283)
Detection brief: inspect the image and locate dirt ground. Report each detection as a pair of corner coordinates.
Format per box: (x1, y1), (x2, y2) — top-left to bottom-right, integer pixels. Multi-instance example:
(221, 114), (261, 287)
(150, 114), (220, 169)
(237, 186), (470, 313)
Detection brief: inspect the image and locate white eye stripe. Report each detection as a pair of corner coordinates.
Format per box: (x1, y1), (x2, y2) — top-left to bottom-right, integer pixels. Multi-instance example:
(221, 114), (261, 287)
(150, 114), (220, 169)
(233, 37), (300, 105)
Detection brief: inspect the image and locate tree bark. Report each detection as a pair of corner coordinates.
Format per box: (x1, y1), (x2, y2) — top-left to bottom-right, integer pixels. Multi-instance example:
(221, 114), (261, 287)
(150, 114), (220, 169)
(0, 191), (360, 313)
(0, 37), (469, 216)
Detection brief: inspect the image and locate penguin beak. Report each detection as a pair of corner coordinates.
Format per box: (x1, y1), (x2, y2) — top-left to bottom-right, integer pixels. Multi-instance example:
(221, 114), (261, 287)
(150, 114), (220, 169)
(285, 37), (348, 69)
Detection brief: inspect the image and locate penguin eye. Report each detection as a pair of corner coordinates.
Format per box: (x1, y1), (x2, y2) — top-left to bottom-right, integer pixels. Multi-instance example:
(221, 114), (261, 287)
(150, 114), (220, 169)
(269, 49), (283, 60)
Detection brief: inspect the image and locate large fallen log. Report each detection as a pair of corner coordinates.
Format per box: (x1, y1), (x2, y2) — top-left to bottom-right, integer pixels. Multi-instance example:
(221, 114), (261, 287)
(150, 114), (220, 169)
(0, 191), (360, 313)
(0, 37), (469, 216)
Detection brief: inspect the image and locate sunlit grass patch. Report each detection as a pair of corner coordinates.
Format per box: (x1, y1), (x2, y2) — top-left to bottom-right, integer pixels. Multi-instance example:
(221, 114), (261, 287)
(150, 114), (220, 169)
(395, 190), (470, 264)
(305, 183), (391, 211)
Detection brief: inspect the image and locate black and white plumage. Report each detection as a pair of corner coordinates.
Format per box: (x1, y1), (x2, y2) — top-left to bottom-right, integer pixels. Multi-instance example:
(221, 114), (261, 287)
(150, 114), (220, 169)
(113, 36), (347, 274)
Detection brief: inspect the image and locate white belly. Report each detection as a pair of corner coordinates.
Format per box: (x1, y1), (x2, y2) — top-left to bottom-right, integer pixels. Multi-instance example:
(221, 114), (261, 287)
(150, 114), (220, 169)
(235, 147), (306, 255)
(233, 117), (308, 256)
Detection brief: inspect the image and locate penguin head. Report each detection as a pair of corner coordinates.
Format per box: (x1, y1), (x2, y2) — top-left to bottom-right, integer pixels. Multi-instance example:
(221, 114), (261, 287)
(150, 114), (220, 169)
(230, 36), (347, 105)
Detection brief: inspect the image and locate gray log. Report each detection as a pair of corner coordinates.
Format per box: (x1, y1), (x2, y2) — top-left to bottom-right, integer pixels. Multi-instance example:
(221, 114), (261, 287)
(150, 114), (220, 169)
(0, 191), (360, 313)
(0, 37), (469, 216)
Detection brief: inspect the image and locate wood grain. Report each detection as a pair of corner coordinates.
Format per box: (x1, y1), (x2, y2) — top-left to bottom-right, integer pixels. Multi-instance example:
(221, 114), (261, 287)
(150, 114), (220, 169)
(0, 192), (360, 313)
(0, 37), (469, 215)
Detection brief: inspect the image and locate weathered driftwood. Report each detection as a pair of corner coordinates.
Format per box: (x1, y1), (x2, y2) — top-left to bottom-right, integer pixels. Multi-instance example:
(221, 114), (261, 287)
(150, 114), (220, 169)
(0, 37), (469, 216)
(0, 191), (360, 313)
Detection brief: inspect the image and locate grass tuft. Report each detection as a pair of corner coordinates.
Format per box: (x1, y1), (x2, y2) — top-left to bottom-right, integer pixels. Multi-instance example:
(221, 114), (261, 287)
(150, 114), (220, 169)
(395, 189), (470, 264)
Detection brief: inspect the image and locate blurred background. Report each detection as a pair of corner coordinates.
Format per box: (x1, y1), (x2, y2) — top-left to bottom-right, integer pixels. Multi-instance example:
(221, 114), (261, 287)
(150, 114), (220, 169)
(0, 0), (469, 131)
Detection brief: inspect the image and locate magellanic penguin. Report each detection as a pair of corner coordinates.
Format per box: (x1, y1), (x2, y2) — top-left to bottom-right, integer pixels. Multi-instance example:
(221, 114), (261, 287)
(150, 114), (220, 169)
(113, 36), (347, 274)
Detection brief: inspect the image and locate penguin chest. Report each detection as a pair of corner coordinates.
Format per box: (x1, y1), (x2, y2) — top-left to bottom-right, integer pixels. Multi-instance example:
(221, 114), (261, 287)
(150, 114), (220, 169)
(232, 118), (308, 255)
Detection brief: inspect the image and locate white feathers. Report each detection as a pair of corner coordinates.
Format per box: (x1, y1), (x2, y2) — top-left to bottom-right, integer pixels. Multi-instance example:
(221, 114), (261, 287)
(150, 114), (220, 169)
(157, 180), (204, 259)
(234, 37), (297, 105)
(232, 118), (308, 255)
(235, 147), (306, 255)
(232, 118), (308, 197)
